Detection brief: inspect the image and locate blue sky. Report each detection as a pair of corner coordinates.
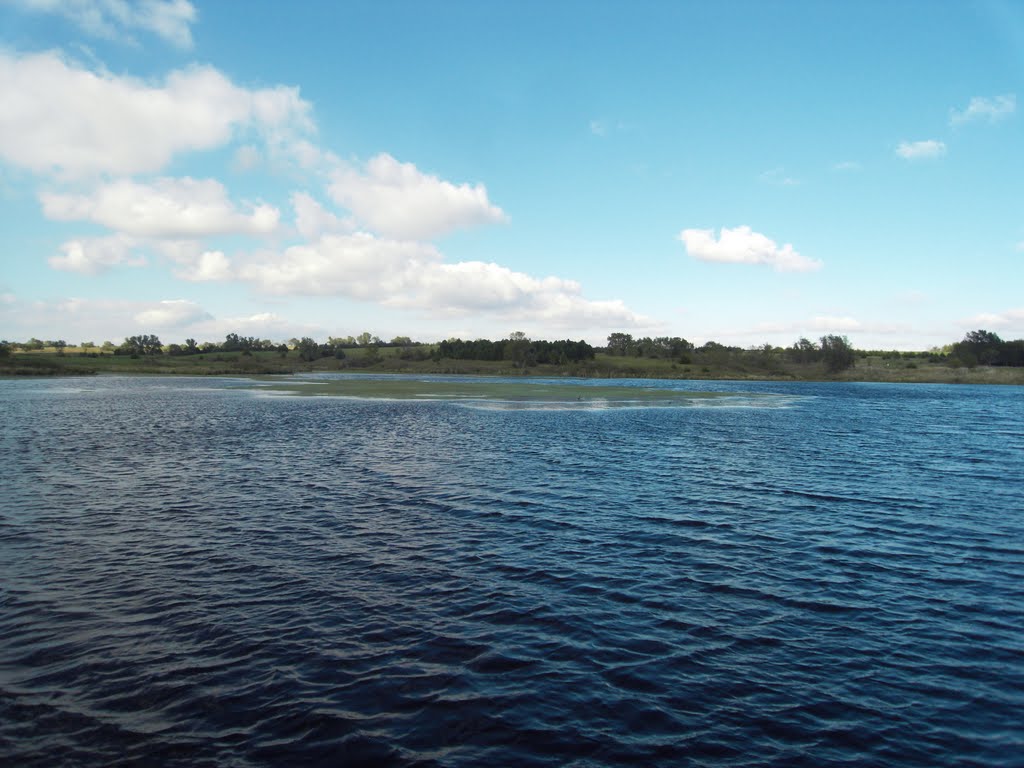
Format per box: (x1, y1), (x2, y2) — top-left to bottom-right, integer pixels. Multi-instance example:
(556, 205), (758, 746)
(1, 0), (1022, 349)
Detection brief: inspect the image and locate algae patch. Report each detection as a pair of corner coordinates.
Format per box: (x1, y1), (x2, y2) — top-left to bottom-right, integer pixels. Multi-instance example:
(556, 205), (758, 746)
(240, 376), (760, 408)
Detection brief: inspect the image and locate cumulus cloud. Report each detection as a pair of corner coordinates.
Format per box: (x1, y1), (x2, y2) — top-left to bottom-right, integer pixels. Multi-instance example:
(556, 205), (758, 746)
(239, 233), (438, 299)
(0, 50), (313, 178)
(235, 232), (649, 328)
(328, 153), (508, 240)
(133, 298), (211, 327)
(178, 250), (232, 282)
(10, 0), (197, 48)
(896, 140), (946, 160)
(678, 226), (822, 272)
(291, 192), (351, 239)
(950, 94), (1016, 125)
(41, 177), (280, 238)
(48, 233), (145, 274)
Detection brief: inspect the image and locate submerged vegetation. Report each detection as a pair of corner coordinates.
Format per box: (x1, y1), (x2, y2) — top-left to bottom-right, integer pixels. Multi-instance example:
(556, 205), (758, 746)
(2, 329), (1023, 385)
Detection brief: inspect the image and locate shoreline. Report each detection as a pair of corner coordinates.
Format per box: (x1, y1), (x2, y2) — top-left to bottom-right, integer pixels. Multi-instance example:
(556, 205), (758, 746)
(3, 351), (1024, 386)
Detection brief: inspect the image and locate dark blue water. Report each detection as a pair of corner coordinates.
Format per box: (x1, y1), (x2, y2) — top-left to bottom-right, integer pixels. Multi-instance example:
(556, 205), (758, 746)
(2, 375), (1022, 767)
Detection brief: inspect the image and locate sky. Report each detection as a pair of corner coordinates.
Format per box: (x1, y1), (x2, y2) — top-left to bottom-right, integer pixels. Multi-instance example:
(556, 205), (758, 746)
(1, 0), (1022, 350)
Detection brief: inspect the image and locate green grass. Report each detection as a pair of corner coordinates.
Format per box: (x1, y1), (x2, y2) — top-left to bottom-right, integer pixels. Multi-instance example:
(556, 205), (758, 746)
(3, 348), (1024, 385)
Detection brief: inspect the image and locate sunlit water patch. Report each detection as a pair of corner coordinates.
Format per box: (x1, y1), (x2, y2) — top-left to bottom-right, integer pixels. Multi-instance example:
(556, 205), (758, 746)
(2, 375), (1022, 767)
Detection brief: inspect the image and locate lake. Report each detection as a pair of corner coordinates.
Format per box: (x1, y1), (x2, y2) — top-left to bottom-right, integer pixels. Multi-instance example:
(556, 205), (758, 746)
(2, 374), (1022, 766)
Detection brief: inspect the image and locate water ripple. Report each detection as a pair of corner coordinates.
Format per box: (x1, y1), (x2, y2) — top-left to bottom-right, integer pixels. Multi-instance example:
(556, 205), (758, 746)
(1, 376), (1022, 766)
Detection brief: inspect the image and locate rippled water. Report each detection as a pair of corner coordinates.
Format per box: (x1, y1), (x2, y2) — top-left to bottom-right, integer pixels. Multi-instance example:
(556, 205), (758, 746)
(2, 375), (1022, 766)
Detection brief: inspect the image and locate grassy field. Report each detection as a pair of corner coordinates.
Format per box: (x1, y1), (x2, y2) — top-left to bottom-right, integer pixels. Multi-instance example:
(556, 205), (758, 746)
(3, 346), (1024, 385)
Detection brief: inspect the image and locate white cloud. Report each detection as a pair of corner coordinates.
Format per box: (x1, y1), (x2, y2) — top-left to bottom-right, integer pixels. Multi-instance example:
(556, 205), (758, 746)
(678, 225), (822, 272)
(0, 50), (313, 178)
(965, 308), (1024, 329)
(41, 177), (280, 237)
(187, 311), (319, 341)
(235, 232), (649, 328)
(832, 160), (861, 172)
(133, 298), (211, 327)
(239, 233), (438, 299)
(590, 119), (608, 137)
(896, 140), (946, 160)
(11, 0), (198, 48)
(232, 144), (262, 171)
(950, 94), (1016, 125)
(291, 191), (351, 240)
(48, 233), (144, 274)
(328, 153), (508, 240)
(180, 250), (232, 282)
(147, 240), (233, 281)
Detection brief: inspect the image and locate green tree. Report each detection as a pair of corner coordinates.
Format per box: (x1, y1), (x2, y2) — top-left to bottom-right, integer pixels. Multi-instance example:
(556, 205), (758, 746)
(296, 337), (319, 361)
(606, 332), (634, 356)
(952, 329), (1003, 367)
(503, 331), (533, 368)
(820, 335), (855, 372)
(119, 334), (163, 356)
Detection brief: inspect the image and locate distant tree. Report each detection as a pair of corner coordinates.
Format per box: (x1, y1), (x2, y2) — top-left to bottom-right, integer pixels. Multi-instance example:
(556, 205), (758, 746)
(54, 339), (67, 356)
(820, 335), (855, 372)
(606, 332), (634, 356)
(787, 337), (819, 364)
(0, 342), (10, 360)
(356, 332), (374, 346)
(101, 341), (116, 352)
(184, 338), (199, 354)
(951, 329), (1004, 367)
(390, 336), (413, 346)
(503, 332), (533, 368)
(119, 334), (163, 356)
(296, 337), (319, 361)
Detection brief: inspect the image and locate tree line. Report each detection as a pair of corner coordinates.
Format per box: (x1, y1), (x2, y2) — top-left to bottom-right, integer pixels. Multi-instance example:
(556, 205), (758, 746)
(3, 329), (1022, 370)
(602, 332), (858, 372)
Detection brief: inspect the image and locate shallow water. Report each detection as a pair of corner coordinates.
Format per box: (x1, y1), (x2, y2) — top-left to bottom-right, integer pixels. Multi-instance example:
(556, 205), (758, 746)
(2, 375), (1022, 766)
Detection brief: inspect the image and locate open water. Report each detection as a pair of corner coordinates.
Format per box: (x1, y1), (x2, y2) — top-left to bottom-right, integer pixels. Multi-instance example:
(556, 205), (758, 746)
(2, 375), (1022, 766)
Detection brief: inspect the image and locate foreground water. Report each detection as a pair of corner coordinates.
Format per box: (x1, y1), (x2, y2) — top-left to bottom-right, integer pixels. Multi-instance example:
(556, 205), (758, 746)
(2, 375), (1022, 766)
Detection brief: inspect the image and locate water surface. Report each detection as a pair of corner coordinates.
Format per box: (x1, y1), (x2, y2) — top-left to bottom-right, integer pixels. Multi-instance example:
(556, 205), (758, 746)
(2, 375), (1022, 766)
